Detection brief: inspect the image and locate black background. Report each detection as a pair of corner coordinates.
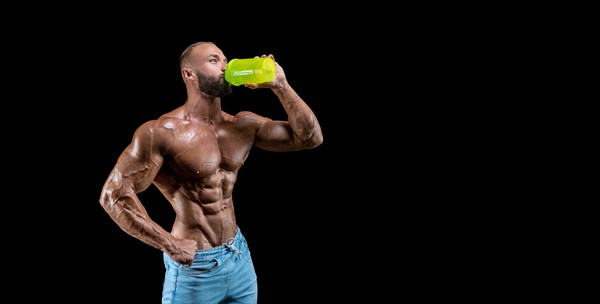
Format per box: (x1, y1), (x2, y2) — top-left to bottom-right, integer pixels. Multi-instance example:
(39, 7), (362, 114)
(27, 27), (390, 302)
(93, 35), (347, 302)
(7, 11), (499, 302)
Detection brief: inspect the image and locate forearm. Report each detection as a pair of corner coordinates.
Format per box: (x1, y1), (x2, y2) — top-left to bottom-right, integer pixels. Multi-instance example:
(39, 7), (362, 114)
(272, 81), (323, 145)
(100, 191), (179, 254)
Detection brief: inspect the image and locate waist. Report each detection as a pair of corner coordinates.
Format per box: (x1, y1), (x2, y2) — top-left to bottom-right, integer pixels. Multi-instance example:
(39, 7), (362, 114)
(194, 228), (245, 255)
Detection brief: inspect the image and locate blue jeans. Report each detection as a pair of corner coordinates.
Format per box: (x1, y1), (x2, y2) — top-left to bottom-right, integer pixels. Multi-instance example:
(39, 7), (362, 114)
(162, 228), (258, 304)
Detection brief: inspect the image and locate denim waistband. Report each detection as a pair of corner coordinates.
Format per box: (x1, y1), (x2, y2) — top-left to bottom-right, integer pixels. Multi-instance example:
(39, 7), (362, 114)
(192, 228), (246, 261)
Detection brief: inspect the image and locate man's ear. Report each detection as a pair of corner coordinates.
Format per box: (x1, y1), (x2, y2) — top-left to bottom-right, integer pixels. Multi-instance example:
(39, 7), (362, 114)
(182, 68), (196, 80)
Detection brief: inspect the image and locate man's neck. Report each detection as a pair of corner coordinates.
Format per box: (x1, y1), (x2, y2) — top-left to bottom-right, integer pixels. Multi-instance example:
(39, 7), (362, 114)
(183, 94), (223, 123)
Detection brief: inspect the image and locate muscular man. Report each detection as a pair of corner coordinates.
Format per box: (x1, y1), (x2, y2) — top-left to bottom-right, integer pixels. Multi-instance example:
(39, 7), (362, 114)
(99, 41), (323, 304)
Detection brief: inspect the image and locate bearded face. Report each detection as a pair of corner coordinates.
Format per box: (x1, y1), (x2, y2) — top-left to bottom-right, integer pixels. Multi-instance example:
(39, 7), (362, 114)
(196, 69), (233, 97)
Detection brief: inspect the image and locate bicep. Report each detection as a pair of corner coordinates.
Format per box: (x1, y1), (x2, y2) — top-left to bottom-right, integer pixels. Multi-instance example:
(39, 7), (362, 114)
(236, 111), (301, 152)
(114, 144), (162, 193)
(112, 124), (164, 194)
(255, 120), (300, 152)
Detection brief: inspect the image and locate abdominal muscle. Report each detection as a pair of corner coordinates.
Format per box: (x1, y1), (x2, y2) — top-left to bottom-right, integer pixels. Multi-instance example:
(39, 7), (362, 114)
(157, 168), (240, 250)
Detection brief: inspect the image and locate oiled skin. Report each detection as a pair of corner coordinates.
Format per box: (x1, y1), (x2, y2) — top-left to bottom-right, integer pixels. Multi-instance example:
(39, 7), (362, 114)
(99, 42), (323, 267)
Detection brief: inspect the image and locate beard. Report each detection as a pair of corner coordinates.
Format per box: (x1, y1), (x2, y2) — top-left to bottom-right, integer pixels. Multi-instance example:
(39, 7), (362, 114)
(197, 70), (233, 97)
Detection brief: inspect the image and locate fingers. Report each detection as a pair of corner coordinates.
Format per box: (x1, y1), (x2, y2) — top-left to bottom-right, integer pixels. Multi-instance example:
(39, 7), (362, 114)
(254, 54), (275, 61)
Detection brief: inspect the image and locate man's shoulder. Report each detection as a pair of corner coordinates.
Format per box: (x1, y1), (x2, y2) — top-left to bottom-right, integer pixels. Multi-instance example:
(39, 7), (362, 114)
(232, 111), (266, 123)
(135, 116), (180, 134)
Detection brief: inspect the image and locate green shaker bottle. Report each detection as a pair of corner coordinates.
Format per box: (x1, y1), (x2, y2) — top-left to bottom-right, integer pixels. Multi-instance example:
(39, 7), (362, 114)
(225, 57), (276, 86)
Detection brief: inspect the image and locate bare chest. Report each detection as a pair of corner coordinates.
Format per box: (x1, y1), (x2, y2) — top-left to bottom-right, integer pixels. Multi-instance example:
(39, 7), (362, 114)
(167, 123), (254, 177)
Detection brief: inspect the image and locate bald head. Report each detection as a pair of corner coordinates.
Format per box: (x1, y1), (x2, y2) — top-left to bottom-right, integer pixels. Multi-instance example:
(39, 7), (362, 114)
(180, 41), (221, 70)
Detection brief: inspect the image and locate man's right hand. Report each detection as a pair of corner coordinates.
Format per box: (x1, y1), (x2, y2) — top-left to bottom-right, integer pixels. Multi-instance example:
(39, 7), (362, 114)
(168, 239), (198, 267)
